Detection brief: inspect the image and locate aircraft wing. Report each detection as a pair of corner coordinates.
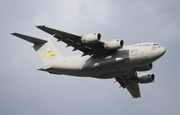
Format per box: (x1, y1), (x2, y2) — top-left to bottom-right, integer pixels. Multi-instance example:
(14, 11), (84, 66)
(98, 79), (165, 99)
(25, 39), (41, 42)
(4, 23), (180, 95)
(115, 70), (141, 98)
(36, 25), (107, 56)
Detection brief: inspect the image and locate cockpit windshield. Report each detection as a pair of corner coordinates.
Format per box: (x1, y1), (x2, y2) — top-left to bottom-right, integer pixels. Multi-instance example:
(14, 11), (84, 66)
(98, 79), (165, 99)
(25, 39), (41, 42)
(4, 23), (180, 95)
(153, 44), (159, 46)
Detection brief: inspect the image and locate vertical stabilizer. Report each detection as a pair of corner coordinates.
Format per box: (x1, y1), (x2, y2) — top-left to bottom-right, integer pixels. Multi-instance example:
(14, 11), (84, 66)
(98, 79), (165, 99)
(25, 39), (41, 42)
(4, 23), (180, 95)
(12, 33), (63, 63)
(33, 38), (63, 63)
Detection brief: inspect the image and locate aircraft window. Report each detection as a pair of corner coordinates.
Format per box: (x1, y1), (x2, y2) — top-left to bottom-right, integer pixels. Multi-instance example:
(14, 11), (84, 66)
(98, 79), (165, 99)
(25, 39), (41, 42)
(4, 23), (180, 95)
(143, 44), (151, 46)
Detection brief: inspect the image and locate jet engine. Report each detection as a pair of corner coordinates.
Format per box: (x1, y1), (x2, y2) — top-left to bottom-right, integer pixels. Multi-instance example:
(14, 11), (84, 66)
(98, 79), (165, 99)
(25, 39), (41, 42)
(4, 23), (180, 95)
(104, 40), (124, 50)
(81, 33), (101, 43)
(135, 63), (153, 71)
(138, 73), (155, 84)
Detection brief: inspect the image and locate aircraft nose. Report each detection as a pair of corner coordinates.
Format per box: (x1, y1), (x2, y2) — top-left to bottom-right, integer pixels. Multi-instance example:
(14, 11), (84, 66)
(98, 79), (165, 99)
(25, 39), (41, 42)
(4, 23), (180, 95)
(159, 46), (166, 56)
(161, 46), (166, 54)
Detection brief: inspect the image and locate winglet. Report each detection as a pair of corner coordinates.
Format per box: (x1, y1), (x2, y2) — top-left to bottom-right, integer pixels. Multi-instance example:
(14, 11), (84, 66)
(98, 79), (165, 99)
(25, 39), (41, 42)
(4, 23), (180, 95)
(34, 17), (44, 27)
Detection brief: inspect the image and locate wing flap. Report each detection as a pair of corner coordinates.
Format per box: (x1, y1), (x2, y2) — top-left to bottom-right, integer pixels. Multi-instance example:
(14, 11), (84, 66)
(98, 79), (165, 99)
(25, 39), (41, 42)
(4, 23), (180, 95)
(54, 33), (92, 53)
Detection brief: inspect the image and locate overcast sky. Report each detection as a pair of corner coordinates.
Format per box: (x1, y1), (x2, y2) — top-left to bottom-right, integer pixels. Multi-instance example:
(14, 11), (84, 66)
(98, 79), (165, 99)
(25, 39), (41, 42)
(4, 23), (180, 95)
(0, 0), (180, 115)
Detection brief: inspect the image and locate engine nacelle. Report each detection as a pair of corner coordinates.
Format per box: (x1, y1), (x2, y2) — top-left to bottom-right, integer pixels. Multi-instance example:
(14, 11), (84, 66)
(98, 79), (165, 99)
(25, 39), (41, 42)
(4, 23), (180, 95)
(81, 33), (101, 43)
(138, 73), (155, 84)
(135, 63), (153, 71)
(104, 40), (124, 50)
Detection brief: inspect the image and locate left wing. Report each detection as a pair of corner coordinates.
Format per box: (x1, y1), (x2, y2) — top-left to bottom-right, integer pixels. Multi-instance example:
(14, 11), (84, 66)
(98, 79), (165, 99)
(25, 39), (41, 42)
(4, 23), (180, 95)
(36, 25), (107, 56)
(115, 70), (141, 98)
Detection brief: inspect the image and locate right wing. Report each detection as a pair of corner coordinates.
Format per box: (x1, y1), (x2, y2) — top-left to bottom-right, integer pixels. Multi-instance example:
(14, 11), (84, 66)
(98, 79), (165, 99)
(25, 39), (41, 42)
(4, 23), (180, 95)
(115, 70), (141, 98)
(36, 25), (108, 56)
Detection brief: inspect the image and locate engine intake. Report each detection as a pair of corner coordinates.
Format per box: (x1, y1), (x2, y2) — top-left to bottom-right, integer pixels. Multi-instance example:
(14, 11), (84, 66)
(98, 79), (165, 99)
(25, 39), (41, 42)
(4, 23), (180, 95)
(104, 39), (124, 50)
(138, 73), (155, 84)
(81, 33), (101, 43)
(135, 63), (153, 71)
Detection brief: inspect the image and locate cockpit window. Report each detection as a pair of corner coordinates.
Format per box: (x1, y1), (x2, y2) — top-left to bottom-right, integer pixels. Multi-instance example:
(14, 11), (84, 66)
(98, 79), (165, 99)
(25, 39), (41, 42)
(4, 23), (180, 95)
(153, 44), (159, 46)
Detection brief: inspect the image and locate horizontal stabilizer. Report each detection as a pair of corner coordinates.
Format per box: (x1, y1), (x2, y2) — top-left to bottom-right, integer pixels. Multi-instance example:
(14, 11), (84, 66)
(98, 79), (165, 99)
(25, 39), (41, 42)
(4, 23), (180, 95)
(11, 33), (47, 44)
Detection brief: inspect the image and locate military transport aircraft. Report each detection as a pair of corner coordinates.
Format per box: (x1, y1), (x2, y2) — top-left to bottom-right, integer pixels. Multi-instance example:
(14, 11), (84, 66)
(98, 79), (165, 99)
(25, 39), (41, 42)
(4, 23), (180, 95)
(11, 21), (166, 98)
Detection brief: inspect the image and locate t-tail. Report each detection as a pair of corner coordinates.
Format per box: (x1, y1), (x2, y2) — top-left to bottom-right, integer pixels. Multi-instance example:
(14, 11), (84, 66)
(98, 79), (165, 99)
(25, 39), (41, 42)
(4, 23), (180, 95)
(11, 33), (63, 63)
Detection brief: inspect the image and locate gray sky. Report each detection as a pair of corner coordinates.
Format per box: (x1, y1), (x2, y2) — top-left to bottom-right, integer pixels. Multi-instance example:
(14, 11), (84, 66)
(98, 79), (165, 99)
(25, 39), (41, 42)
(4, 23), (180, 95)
(0, 0), (180, 115)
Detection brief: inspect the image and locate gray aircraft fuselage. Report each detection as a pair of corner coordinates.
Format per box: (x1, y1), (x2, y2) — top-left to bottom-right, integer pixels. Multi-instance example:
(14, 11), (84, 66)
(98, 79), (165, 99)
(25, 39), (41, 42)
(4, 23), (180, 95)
(38, 42), (166, 79)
